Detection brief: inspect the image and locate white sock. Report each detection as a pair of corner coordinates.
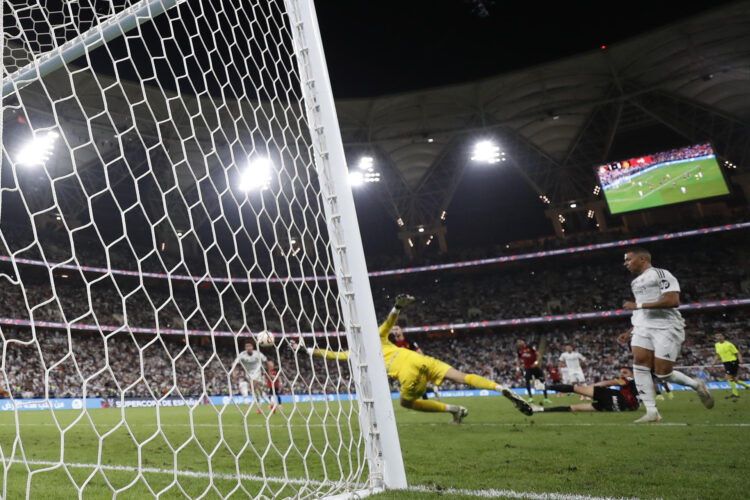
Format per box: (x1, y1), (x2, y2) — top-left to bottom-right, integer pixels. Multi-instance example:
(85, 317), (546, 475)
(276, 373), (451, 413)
(445, 404), (460, 413)
(634, 365), (657, 411)
(658, 370), (698, 390)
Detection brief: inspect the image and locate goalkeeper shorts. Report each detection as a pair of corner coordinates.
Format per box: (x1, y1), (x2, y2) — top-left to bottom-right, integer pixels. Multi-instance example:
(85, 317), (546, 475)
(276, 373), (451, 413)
(397, 354), (451, 402)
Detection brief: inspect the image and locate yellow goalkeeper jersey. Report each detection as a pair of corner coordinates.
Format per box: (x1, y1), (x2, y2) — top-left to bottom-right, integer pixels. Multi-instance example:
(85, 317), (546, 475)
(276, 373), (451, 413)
(314, 310), (410, 377)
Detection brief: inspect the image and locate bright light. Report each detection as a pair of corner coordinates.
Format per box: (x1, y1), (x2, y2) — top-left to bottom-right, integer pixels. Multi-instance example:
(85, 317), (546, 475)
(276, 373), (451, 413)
(587, 209), (595, 219)
(358, 156), (374, 170)
(16, 131), (59, 167)
(440, 210), (447, 221)
(569, 202), (577, 208)
(238, 158), (273, 191)
(417, 226), (425, 233)
(471, 140), (501, 164)
(593, 185), (601, 195)
(396, 218), (404, 227)
(349, 171), (364, 186)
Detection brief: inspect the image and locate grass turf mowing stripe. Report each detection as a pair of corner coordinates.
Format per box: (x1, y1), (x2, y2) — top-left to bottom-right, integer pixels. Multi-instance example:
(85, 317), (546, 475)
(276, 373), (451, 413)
(10, 460), (644, 500)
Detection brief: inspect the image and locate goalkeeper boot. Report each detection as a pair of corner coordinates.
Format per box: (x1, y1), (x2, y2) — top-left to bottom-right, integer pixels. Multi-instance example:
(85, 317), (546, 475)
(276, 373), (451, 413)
(502, 388), (534, 416)
(451, 406), (469, 424)
(655, 394), (665, 401)
(666, 391), (674, 400)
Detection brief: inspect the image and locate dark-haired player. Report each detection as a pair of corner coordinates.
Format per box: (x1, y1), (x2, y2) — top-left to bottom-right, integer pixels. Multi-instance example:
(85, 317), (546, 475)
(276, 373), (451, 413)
(618, 247), (713, 423)
(511, 368), (640, 414)
(516, 339), (550, 404)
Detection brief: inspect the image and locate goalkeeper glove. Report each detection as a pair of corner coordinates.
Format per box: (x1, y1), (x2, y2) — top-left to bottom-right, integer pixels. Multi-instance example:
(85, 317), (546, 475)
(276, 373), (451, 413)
(394, 294), (415, 310)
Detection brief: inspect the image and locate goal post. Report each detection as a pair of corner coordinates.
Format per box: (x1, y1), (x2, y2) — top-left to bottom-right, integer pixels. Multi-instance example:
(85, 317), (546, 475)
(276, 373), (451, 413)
(285, 0), (407, 490)
(0, 0), (405, 497)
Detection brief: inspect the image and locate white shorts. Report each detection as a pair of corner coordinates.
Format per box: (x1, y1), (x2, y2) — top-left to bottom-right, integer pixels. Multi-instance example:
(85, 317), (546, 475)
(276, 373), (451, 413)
(631, 326), (684, 362)
(239, 382), (250, 397)
(566, 369), (585, 384)
(560, 368), (570, 384)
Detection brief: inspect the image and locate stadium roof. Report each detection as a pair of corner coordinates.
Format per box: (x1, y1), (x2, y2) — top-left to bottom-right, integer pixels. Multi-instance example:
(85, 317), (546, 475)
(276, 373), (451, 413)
(332, 0), (750, 244)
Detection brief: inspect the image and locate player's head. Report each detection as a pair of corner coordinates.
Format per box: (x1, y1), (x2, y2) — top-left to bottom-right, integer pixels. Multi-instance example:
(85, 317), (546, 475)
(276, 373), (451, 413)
(620, 367), (633, 378)
(266, 359), (275, 369)
(244, 341), (254, 353)
(516, 338), (526, 348)
(623, 247), (651, 274)
(391, 325), (404, 341)
(714, 333), (725, 342)
(565, 344), (573, 353)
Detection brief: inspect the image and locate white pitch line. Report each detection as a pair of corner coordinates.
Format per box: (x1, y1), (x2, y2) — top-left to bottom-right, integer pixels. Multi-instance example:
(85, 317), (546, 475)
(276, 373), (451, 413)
(0, 422), (747, 428)
(7, 460), (645, 500)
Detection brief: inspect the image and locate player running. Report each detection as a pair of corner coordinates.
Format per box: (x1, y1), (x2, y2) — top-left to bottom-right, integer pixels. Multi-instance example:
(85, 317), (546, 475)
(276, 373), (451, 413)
(618, 247), (713, 423)
(510, 368), (640, 414)
(293, 294), (532, 423)
(516, 339), (550, 404)
(234, 340), (272, 411)
(712, 333), (749, 398)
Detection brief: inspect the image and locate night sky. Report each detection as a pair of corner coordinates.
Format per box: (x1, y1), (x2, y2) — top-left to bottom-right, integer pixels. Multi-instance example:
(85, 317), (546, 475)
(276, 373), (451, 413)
(313, 0), (739, 255)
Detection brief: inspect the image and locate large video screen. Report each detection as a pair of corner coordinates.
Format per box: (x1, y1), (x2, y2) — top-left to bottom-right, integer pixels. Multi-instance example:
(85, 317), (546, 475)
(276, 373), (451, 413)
(596, 143), (730, 215)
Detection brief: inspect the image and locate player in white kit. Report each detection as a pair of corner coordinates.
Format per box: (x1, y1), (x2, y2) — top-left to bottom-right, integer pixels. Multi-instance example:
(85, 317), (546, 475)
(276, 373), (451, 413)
(235, 340), (271, 408)
(559, 345), (586, 384)
(617, 247), (714, 423)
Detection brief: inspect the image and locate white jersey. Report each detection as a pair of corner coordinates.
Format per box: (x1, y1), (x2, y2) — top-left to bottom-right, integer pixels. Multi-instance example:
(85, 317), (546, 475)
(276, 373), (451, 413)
(559, 351), (585, 371)
(630, 267), (685, 329)
(237, 350), (266, 379)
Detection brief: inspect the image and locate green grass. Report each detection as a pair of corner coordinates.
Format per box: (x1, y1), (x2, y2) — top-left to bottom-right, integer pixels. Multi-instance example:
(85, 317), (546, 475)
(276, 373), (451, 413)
(1, 391), (749, 498)
(602, 158), (729, 214)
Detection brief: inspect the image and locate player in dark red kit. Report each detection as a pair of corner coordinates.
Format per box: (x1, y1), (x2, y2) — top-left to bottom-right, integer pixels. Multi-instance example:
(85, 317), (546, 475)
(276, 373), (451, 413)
(516, 339), (550, 403)
(265, 360), (283, 413)
(547, 363), (563, 397)
(510, 368), (641, 414)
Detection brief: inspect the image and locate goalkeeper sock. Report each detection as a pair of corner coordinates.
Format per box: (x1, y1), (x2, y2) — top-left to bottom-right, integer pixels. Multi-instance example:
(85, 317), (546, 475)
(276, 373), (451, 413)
(411, 399), (448, 413)
(547, 384), (574, 393)
(736, 379), (750, 389)
(657, 370), (698, 390)
(541, 406), (571, 412)
(729, 380), (739, 396)
(464, 374), (501, 391)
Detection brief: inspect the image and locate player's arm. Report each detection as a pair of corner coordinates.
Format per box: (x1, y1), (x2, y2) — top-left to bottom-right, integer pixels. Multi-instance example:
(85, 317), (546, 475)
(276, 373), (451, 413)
(624, 291), (679, 310)
(290, 339), (349, 361)
(617, 327), (633, 345)
(378, 294), (415, 340)
(593, 378), (621, 387)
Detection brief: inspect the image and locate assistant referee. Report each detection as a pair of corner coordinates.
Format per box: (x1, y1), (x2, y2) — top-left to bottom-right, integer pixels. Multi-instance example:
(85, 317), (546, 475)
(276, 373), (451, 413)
(712, 333), (750, 398)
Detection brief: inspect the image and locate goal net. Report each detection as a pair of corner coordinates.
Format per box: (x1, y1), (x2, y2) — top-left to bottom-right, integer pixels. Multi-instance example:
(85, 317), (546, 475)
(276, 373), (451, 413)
(0, 0), (403, 498)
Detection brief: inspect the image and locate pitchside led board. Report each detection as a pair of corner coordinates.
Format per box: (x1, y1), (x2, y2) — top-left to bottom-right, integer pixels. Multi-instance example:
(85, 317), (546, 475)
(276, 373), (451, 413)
(596, 143), (730, 215)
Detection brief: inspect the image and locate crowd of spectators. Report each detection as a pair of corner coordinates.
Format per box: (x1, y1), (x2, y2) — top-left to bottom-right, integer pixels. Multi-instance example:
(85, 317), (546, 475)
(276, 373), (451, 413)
(1, 309), (746, 399)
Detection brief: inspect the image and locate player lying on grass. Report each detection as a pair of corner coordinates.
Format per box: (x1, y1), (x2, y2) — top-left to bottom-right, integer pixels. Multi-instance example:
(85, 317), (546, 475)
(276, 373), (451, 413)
(292, 294), (532, 423)
(510, 368), (640, 414)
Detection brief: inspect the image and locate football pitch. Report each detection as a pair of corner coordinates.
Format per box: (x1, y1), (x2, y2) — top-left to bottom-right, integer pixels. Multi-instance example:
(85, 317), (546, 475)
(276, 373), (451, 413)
(0, 391), (748, 499)
(602, 158), (729, 214)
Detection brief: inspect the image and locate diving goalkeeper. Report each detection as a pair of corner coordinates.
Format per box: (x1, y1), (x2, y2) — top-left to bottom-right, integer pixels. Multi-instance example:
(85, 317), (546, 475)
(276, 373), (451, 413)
(292, 294), (531, 423)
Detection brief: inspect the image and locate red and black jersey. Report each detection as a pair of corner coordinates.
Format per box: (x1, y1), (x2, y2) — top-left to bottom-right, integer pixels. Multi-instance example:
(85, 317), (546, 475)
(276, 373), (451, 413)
(617, 377), (640, 410)
(395, 338), (420, 352)
(518, 346), (538, 369)
(266, 368), (280, 389)
(547, 365), (561, 382)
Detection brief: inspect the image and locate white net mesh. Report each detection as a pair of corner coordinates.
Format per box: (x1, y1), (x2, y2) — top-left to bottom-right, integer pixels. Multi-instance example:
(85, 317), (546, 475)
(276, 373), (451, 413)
(0, 0), (373, 497)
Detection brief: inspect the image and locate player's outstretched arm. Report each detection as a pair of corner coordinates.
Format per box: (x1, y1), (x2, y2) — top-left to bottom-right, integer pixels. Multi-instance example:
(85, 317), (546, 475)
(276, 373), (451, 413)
(290, 339), (350, 361)
(379, 294), (415, 339)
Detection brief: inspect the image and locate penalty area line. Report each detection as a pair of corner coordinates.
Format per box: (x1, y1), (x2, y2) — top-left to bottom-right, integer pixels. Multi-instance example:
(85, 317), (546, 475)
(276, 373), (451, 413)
(10, 460), (642, 500)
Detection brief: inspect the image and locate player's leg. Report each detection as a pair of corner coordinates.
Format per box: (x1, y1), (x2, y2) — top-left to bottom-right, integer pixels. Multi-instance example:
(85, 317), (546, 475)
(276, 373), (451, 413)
(536, 368), (550, 402)
(400, 362), (467, 423)
(524, 370), (534, 401)
(631, 329), (661, 422)
(651, 333), (713, 409)
(546, 383), (594, 398)
(440, 366), (532, 416)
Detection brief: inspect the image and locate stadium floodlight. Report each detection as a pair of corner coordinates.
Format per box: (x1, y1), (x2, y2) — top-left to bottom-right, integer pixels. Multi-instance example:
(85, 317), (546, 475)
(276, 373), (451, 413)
(358, 156), (374, 170)
(349, 170), (364, 186)
(471, 140), (501, 164)
(587, 209), (595, 219)
(16, 131), (59, 167)
(238, 158), (273, 192)
(440, 210), (447, 221)
(417, 226), (425, 233)
(569, 202), (577, 208)
(593, 185), (601, 195)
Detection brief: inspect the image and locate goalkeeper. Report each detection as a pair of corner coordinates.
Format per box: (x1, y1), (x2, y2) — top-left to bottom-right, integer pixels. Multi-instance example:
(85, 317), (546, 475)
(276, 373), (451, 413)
(292, 294), (531, 423)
